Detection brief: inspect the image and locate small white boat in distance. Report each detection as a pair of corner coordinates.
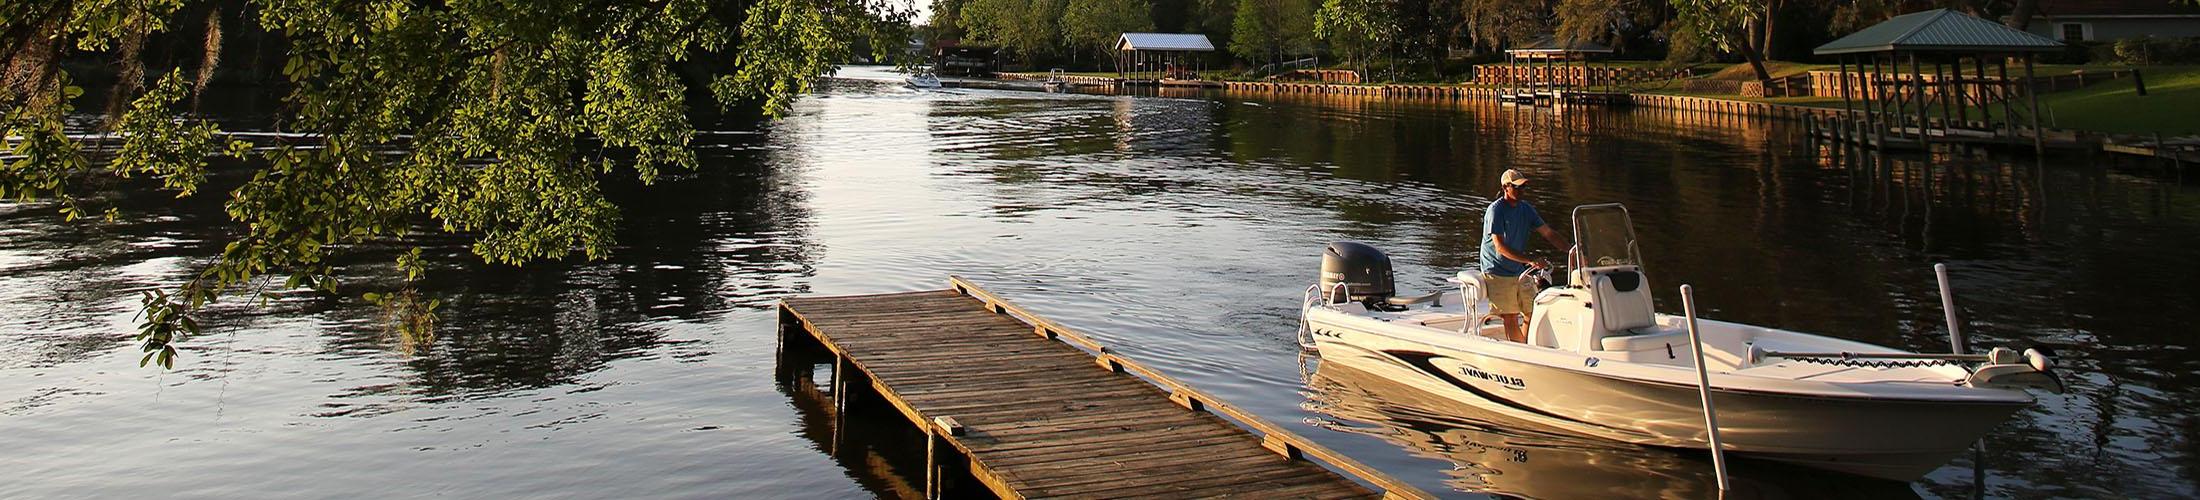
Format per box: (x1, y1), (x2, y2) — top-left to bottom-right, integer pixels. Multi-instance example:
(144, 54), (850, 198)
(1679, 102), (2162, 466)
(1044, 68), (1069, 92)
(905, 71), (942, 89)
(1301, 203), (2062, 481)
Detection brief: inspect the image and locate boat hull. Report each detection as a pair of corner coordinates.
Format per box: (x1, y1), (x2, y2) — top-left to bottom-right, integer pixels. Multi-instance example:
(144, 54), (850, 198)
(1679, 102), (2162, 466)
(1308, 310), (2028, 481)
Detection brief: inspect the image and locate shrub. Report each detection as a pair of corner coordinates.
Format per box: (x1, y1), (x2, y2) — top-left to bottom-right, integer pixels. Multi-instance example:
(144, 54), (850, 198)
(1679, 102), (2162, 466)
(2103, 36), (2200, 65)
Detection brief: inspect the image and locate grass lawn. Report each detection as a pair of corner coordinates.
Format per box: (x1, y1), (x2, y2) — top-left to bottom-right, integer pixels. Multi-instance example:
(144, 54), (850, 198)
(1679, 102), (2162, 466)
(1705, 61), (1833, 80)
(1644, 63), (2199, 135)
(2029, 65), (2200, 135)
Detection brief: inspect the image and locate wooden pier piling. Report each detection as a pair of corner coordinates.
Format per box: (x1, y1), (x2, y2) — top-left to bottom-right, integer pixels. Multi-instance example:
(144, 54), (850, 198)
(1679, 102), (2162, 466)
(778, 276), (1430, 499)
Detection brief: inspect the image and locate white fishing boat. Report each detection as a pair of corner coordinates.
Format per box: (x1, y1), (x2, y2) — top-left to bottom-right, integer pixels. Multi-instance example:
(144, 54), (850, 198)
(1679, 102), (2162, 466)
(905, 71), (942, 89)
(1300, 203), (2062, 481)
(1043, 68), (1070, 92)
(1305, 361), (1922, 498)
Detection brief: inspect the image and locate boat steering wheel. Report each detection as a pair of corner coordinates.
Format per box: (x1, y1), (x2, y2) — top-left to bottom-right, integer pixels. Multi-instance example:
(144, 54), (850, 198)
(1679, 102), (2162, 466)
(1521, 260), (1559, 290)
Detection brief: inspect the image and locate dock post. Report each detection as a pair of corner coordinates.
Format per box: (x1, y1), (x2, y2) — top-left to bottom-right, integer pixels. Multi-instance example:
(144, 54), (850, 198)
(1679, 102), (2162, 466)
(1679, 285), (1730, 491)
(830, 355), (859, 456)
(1839, 56), (1856, 145)
(1912, 51), (1931, 148)
(2024, 55), (2045, 155)
(776, 306), (797, 384)
(1873, 54), (1890, 149)
(1998, 57), (2018, 148)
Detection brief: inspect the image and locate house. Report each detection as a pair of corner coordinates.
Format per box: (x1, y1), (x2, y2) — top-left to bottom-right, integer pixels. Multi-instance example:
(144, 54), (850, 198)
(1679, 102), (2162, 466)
(2019, 0), (2200, 43)
(930, 39), (1000, 76)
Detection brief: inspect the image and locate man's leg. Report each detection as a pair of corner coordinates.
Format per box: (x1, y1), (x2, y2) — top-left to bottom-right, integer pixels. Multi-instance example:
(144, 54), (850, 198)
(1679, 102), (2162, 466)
(1507, 284), (1535, 343)
(1483, 273), (1527, 341)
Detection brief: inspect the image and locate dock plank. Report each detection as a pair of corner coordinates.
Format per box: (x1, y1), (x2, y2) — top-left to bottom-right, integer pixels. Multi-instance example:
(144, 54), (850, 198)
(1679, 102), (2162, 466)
(780, 283), (1416, 499)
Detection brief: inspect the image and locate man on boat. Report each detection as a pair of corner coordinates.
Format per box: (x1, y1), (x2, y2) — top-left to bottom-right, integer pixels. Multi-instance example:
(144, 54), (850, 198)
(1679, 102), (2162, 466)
(1482, 169), (1569, 342)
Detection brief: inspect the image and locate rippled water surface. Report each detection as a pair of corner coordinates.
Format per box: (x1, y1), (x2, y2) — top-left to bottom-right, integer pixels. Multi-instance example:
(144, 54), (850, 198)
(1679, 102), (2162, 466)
(5, 66), (2197, 498)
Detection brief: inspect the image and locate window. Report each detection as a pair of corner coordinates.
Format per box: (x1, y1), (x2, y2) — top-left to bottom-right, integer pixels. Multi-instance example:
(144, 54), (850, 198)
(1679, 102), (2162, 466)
(2060, 23), (2090, 42)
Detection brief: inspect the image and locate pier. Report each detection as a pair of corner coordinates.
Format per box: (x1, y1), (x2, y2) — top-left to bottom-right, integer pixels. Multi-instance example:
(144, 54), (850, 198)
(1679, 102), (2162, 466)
(777, 276), (1430, 499)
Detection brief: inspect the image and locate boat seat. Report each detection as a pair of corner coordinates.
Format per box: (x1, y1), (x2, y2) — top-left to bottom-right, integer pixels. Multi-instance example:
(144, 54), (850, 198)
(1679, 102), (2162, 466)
(1582, 265), (1658, 350)
(1599, 326), (1685, 352)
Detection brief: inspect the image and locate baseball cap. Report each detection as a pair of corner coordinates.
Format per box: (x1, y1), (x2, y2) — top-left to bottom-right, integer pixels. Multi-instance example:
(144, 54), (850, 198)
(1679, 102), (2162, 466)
(1501, 169), (1530, 187)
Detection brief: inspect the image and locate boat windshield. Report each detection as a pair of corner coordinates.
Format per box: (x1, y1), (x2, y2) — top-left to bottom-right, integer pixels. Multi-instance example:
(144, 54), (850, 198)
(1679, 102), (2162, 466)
(1572, 204), (1640, 268)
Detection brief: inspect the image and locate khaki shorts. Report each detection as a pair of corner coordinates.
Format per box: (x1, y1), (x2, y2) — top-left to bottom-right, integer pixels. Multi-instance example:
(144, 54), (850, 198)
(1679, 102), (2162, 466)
(1482, 272), (1537, 316)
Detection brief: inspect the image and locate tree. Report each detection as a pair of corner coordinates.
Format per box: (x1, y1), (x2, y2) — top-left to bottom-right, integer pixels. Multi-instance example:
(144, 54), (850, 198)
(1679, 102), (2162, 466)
(962, 0), (1069, 65)
(1314, 0), (1397, 79)
(1670, 0), (1772, 81)
(932, 0), (970, 38)
(2006, 0), (2039, 31)
(1, 0), (909, 367)
(1455, 0), (1551, 54)
(1230, 0), (1315, 72)
(1063, 0), (1156, 69)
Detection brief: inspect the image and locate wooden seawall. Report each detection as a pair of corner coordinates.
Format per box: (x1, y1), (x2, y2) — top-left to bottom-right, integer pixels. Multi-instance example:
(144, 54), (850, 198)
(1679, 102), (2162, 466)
(777, 276), (1430, 499)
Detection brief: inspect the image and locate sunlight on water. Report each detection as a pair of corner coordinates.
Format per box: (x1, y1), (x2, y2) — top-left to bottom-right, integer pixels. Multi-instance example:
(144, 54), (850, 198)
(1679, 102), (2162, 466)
(1, 65), (2194, 498)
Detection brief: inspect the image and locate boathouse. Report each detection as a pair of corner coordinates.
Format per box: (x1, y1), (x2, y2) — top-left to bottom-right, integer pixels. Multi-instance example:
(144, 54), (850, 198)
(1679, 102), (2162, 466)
(1498, 35), (1621, 105)
(1813, 9), (2066, 152)
(1116, 33), (1217, 83)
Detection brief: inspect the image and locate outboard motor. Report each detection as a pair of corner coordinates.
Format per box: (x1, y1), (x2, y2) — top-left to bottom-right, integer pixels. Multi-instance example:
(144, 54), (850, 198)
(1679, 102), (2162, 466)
(1321, 242), (1399, 310)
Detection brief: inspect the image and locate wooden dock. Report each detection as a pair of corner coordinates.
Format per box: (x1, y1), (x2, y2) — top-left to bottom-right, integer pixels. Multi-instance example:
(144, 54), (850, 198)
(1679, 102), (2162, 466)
(777, 276), (1431, 499)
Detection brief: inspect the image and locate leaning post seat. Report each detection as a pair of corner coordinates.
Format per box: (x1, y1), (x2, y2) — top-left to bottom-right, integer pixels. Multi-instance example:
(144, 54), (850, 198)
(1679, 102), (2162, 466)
(1576, 265), (1659, 350)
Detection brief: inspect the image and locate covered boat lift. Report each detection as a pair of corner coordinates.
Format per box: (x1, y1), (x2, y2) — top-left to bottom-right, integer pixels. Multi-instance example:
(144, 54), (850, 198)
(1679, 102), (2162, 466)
(1500, 35), (1624, 106)
(1116, 33), (1217, 85)
(1813, 9), (2066, 153)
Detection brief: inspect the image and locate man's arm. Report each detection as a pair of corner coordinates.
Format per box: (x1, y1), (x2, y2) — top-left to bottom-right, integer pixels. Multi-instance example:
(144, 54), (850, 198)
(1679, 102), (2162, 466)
(1536, 225), (1569, 254)
(1489, 234), (1543, 269)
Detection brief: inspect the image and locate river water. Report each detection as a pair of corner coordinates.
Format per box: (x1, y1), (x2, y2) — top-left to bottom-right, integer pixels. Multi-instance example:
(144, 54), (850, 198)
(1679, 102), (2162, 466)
(4, 66), (2196, 498)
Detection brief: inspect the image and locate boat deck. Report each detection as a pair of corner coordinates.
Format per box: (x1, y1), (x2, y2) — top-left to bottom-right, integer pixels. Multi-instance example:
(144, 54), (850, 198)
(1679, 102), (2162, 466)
(1349, 299), (1967, 384)
(777, 277), (1432, 499)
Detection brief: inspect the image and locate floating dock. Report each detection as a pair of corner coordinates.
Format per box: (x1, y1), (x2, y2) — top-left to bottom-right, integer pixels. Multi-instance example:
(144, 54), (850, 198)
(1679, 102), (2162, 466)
(777, 276), (1430, 499)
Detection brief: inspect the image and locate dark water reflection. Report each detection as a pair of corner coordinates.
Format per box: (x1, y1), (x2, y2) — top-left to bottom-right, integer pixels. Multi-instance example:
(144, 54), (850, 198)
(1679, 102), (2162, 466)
(2, 66), (2195, 498)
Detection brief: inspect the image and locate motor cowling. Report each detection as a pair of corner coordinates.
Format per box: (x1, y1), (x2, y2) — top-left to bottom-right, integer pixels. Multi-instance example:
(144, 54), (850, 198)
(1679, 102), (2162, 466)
(1321, 242), (1396, 306)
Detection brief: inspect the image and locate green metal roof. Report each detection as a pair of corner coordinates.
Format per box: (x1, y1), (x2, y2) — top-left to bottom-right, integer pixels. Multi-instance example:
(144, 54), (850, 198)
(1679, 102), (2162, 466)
(1813, 9), (2064, 55)
(1507, 35), (1613, 54)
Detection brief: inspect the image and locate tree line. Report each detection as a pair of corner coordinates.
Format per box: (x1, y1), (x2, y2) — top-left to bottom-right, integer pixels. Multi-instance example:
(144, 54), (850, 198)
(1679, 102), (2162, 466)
(928, 0), (2081, 81)
(3, 0), (910, 367)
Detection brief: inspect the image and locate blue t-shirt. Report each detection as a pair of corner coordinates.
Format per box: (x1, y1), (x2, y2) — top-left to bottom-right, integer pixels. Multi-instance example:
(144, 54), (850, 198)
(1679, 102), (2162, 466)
(1480, 198), (1546, 277)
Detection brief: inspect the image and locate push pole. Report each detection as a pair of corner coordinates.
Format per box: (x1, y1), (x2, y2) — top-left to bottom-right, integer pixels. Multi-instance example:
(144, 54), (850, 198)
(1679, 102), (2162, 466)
(1679, 284), (1730, 492)
(1936, 263), (1966, 354)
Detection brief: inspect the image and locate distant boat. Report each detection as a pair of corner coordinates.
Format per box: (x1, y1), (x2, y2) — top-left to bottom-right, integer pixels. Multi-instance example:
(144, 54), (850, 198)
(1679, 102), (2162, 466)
(1044, 69), (1069, 92)
(905, 72), (942, 89)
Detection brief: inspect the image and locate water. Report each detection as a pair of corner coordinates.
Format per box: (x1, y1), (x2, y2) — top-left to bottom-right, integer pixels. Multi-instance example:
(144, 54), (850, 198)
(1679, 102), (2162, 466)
(4, 65), (2196, 498)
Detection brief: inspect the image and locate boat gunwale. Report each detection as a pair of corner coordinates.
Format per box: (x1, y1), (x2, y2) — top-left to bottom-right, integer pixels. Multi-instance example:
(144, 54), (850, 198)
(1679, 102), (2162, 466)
(1305, 305), (2035, 406)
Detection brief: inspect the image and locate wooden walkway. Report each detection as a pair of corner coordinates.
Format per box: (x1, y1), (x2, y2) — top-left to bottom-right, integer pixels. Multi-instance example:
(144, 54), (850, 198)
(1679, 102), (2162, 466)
(777, 276), (1431, 499)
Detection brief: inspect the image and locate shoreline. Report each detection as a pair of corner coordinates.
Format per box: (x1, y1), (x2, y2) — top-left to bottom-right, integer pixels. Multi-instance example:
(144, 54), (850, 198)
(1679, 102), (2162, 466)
(992, 72), (2197, 163)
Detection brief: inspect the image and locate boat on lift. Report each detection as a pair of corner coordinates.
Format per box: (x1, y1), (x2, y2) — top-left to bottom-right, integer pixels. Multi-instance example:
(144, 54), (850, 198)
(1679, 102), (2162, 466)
(905, 71), (943, 89)
(1299, 203), (2062, 481)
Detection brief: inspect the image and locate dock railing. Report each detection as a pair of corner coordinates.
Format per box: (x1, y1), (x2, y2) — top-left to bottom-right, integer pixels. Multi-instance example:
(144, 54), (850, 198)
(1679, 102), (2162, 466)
(946, 275), (1436, 500)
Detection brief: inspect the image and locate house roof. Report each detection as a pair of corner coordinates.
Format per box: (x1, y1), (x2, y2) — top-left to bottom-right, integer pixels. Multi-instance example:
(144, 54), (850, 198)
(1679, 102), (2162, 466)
(1116, 33), (1216, 52)
(1506, 35), (1614, 54)
(1815, 8), (2065, 55)
(2036, 0), (2200, 17)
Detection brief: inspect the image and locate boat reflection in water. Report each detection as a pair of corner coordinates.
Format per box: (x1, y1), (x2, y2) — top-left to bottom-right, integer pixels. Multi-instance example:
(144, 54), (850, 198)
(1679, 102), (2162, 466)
(1303, 358), (1927, 499)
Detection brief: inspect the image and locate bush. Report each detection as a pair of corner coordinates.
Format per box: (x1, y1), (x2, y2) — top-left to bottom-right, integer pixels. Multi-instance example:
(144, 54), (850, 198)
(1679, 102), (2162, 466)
(2040, 42), (2097, 64)
(2102, 36), (2200, 65)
